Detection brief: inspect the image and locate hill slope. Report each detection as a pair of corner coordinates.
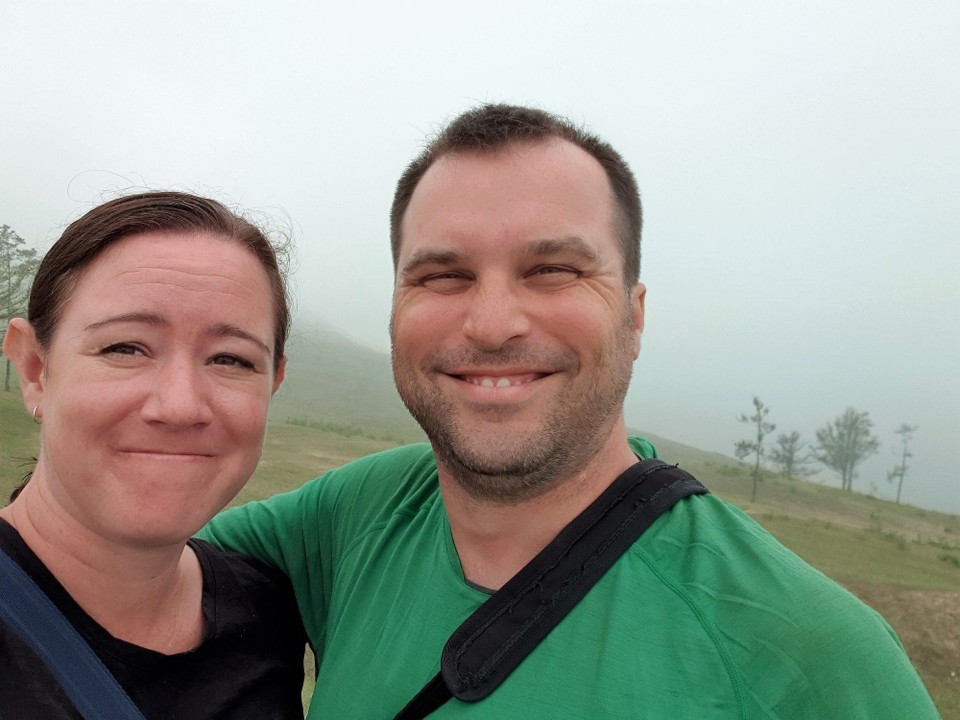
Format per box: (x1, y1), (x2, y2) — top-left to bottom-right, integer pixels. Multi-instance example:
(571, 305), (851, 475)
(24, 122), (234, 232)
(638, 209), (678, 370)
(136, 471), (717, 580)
(1, 325), (957, 713)
(270, 323), (424, 442)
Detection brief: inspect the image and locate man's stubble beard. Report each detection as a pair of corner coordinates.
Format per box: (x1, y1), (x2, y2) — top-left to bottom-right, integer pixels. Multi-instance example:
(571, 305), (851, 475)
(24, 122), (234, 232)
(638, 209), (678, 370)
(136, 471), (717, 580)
(391, 317), (636, 505)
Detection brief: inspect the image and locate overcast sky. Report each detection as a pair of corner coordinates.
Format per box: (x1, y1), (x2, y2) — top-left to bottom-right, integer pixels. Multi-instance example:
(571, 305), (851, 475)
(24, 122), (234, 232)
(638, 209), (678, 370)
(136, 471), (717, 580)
(3, 1), (958, 514)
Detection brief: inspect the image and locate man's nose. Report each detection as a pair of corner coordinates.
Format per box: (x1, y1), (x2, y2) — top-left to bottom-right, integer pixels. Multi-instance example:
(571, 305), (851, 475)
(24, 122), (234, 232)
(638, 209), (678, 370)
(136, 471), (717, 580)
(461, 280), (532, 350)
(140, 357), (213, 427)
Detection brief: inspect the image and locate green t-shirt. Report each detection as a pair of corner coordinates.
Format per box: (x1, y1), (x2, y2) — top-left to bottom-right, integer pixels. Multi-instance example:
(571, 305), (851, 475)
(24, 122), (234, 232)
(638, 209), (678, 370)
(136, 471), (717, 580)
(200, 439), (939, 719)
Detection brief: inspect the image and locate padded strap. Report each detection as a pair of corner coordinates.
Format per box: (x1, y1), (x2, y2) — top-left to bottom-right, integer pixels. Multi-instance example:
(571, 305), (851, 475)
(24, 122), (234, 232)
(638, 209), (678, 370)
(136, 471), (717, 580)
(395, 459), (708, 719)
(0, 548), (147, 720)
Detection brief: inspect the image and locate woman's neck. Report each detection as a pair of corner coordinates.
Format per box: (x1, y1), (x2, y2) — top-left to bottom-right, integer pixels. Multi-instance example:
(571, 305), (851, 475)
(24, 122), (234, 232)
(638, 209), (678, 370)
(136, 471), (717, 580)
(0, 479), (204, 654)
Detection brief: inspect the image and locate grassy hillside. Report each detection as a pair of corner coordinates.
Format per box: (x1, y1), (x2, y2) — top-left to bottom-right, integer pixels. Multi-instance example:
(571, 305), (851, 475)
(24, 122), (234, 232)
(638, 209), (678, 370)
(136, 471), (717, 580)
(0, 379), (35, 501)
(269, 324), (424, 442)
(251, 420), (960, 714)
(1, 328), (957, 714)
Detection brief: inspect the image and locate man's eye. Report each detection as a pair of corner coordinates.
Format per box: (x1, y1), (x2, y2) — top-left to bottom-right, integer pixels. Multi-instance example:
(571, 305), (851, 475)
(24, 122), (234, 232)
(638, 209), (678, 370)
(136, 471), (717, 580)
(534, 265), (577, 275)
(527, 265), (580, 283)
(420, 272), (472, 293)
(422, 271), (467, 282)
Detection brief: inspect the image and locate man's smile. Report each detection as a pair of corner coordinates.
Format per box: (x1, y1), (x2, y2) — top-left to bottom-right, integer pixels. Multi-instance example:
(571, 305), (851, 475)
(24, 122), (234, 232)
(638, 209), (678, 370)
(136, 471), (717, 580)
(453, 372), (548, 388)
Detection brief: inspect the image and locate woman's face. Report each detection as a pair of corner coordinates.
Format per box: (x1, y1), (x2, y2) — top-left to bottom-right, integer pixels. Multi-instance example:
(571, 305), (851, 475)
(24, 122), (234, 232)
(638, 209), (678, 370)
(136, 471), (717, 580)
(33, 230), (283, 546)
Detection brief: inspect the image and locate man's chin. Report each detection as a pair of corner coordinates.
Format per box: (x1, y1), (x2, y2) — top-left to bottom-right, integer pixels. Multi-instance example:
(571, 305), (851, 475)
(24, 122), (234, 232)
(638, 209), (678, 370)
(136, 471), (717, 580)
(439, 423), (551, 468)
(430, 431), (569, 503)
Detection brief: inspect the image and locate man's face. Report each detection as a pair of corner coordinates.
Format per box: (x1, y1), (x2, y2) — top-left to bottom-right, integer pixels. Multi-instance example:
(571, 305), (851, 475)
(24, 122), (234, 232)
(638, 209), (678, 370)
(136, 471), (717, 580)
(391, 139), (645, 502)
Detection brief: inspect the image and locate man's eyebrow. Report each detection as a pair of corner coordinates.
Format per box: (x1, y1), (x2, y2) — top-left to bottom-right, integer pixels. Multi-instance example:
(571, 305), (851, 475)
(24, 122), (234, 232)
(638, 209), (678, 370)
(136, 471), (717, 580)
(528, 236), (601, 264)
(85, 314), (271, 355)
(400, 248), (463, 275)
(401, 237), (601, 272)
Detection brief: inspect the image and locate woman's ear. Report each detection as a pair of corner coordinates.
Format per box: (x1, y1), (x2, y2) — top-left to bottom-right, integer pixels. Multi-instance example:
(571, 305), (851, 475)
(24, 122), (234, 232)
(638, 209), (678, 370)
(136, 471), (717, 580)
(3, 318), (47, 417)
(272, 356), (287, 395)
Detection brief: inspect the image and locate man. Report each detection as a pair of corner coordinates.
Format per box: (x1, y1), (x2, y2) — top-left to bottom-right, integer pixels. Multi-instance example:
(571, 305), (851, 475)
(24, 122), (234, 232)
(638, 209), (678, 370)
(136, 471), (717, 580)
(203, 105), (939, 718)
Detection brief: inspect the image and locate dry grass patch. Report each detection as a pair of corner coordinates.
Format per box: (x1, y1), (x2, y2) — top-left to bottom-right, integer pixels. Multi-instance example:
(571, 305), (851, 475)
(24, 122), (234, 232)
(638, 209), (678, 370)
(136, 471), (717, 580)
(844, 582), (960, 718)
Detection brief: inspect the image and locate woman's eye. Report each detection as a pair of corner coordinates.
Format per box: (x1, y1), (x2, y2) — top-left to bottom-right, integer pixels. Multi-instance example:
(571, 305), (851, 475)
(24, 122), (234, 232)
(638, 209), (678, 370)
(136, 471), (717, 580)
(212, 354), (255, 370)
(101, 343), (143, 356)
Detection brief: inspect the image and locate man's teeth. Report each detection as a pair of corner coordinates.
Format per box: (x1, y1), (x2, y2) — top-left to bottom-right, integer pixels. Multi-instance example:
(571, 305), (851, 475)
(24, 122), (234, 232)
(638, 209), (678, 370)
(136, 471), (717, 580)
(476, 377), (520, 388)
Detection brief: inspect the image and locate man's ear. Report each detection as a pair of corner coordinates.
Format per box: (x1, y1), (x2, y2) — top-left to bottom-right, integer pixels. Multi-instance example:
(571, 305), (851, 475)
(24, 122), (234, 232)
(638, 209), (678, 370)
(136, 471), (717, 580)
(272, 356), (287, 395)
(629, 282), (646, 358)
(2, 318), (47, 417)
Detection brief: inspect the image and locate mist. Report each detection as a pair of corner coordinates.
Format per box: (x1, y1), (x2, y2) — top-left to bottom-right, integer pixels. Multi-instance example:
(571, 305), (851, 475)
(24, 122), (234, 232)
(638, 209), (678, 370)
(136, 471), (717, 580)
(2, 1), (957, 513)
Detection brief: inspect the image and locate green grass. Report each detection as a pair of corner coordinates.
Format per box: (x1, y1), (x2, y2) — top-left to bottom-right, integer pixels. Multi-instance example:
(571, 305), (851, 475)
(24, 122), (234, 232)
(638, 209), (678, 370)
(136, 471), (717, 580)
(233, 422), (404, 508)
(0, 385), (37, 503)
(753, 514), (959, 589)
(2, 364), (957, 714)
(257, 422), (955, 715)
(267, 327), (424, 443)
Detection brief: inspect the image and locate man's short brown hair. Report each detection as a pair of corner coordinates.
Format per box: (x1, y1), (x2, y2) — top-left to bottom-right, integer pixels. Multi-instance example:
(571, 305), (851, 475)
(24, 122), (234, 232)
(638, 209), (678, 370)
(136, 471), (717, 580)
(390, 104), (642, 283)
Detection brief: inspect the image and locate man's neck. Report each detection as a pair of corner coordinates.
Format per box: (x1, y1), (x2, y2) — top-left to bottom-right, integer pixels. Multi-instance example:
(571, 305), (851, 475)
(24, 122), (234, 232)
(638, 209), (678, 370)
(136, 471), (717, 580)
(439, 426), (639, 591)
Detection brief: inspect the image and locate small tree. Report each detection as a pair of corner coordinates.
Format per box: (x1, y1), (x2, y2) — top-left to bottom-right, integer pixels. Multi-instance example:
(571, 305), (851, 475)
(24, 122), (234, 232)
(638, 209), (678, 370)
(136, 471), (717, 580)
(814, 408), (880, 492)
(736, 396), (775, 502)
(769, 431), (816, 480)
(887, 424), (918, 504)
(0, 224), (40, 391)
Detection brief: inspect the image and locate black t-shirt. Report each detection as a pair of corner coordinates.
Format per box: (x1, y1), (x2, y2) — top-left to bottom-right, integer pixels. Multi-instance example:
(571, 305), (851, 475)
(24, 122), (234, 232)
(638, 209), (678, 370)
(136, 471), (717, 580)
(0, 519), (307, 719)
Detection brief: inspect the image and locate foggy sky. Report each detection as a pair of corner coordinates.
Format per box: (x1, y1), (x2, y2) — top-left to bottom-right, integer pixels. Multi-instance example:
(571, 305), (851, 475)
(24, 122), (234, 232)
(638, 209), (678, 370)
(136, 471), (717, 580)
(2, 1), (958, 514)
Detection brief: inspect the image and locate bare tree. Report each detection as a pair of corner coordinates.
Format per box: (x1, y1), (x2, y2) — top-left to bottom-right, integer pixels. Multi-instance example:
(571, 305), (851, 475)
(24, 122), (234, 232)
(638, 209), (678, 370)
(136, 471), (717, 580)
(887, 424), (918, 504)
(769, 431), (816, 480)
(735, 396), (775, 502)
(814, 408), (880, 492)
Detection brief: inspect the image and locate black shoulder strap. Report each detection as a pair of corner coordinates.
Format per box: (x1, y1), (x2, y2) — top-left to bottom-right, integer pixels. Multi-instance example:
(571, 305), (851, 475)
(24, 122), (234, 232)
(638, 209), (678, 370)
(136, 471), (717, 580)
(0, 548), (147, 720)
(394, 459), (708, 719)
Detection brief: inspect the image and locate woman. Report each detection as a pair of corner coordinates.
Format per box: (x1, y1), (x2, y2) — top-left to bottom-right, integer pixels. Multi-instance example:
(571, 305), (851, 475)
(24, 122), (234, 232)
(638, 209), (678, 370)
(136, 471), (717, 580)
(0, 192), (306, 718)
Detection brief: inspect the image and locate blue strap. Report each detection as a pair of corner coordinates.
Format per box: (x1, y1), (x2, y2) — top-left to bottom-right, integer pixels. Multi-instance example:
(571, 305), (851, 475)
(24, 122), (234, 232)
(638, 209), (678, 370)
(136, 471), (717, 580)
(0, 548), (147, 719)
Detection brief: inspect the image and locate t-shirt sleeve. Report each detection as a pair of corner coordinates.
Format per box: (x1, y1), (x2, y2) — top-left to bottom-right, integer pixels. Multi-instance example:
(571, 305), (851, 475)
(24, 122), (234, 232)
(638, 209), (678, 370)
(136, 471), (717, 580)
(650, 496), (941, 718)
(809, 605), (939, 717)
(200, 489), (306, 569)
(197, 443), (439, 646)
(199, 444), (436, 568)
(758, 595), (941, 718)
(809, 617), (936, 716)
(198, 476), (333, 641)
(628, 435), (659, 459)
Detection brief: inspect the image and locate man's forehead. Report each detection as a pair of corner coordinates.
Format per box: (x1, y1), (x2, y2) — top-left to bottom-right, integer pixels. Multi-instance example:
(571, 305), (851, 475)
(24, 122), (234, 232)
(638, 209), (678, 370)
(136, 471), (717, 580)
(397, 138), (621, 273)
(406, 140), (613, 222)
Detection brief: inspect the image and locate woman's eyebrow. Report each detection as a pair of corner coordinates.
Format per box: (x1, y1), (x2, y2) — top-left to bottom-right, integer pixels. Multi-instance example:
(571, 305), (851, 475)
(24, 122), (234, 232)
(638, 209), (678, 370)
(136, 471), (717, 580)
(84, 314), (270, 354)
(84, 312), (165, 331)
(209, 323), (271, 354)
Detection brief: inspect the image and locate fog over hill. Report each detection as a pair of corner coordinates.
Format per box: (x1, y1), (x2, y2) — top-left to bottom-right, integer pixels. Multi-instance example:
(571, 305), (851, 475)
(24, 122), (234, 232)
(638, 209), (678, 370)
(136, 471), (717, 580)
(278, 320), (957, 516)
(271, 321), (423, 442)
(3, 2), (956, 515)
